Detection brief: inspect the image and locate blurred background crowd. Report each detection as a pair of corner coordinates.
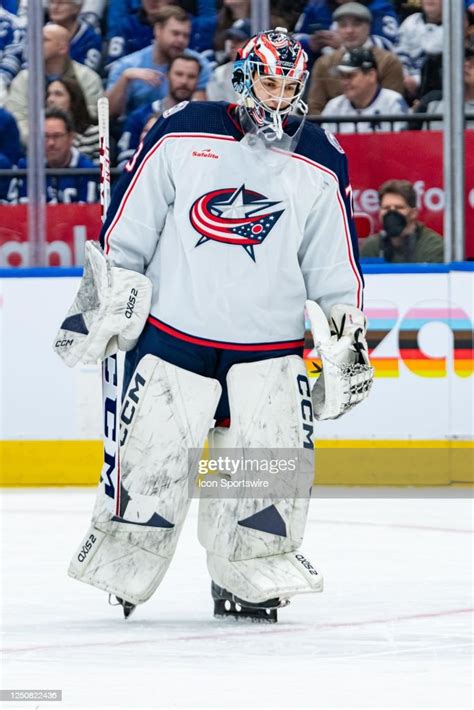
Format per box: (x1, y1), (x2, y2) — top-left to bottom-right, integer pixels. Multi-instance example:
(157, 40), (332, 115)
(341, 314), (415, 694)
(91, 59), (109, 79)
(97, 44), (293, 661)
(0, 0), (472, 261)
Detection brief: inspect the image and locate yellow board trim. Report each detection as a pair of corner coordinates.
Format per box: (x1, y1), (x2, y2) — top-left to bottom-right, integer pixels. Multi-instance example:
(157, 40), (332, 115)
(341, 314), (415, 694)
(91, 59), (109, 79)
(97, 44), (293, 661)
(0, 439), (472, 487)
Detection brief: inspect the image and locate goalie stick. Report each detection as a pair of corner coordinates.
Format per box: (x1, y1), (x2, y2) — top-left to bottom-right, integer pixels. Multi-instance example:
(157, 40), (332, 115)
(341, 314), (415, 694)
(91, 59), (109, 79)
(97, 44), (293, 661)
(97, 97), (121, 517)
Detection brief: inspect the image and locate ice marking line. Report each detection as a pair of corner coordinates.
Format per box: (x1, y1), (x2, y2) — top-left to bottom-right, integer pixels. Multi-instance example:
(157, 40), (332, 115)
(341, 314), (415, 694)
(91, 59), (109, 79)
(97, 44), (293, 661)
(306, 641), (474, 663)
(2, 608), (473, 655)
(310, 519), (473, 534)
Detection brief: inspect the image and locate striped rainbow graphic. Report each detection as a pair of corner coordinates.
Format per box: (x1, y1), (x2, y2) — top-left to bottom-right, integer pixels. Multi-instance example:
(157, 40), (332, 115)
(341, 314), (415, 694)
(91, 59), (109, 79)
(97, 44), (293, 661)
(399, 307), (473, 378)
(365, 307), (399, 378)
(304, 306), (473, 378)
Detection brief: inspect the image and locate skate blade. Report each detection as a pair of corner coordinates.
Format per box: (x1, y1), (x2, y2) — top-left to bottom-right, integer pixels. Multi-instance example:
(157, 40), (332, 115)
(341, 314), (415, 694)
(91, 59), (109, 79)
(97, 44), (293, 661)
(213, 599), (278, 623)
(108, 594), (137, 619)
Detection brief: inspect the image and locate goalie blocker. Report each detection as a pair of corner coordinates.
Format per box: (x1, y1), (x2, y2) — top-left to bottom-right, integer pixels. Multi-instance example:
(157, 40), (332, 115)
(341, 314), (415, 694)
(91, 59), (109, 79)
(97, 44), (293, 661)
(53, 240), (152, 367)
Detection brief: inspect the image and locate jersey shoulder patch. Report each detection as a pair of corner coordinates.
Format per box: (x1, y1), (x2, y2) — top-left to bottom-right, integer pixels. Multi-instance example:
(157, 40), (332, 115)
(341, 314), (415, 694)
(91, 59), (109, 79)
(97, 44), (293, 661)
(323, 128), (345, 155)
(163, 100), (189, 119)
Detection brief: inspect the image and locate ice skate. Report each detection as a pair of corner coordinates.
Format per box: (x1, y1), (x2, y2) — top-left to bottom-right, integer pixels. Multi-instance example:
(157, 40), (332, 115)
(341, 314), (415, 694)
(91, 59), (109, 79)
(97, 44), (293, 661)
(108, 594), (137, 619)
(211, 581), (289, 623)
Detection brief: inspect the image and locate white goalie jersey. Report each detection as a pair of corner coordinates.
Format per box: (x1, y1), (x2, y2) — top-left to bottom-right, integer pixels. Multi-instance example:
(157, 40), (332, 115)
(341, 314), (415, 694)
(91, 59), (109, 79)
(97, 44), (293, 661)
(101, 101), (364, 350)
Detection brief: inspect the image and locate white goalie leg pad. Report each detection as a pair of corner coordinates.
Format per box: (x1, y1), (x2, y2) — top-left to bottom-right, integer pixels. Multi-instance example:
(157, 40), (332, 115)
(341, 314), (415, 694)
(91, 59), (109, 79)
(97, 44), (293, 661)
(69, 355), (221, 605)
(198, 355), (322, 604)
(206, 550), (323, 604)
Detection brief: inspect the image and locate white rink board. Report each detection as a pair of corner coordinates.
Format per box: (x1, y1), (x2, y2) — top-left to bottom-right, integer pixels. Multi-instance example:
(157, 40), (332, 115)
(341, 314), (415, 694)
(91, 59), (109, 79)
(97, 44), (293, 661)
(0, 276), (102, 440)
(0, 269), (472, 441)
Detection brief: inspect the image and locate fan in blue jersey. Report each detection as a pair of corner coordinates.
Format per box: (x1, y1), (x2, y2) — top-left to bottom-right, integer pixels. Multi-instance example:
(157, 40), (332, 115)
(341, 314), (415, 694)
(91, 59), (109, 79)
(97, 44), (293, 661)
(0, 106), (21, 201)
(46, 0), (103, 72)
(116, 54), (200, 167)
(56, 28), (372, 622)
(0, 5), (26, 104)
(106, 0), (217, 65)
(0, 105), (21, 164)
(0, 0), (19, 14)
(105, 0), (156, 67)
(294, 0), (399, 62)
(106, 5), (211, 117)
(8, 107), (98, 204)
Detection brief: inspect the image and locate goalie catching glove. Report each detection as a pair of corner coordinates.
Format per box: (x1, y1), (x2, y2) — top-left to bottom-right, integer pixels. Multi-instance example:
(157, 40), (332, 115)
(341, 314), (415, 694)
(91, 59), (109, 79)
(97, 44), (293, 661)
(53, 240), (152, 367)
(306, 300), (373, 420)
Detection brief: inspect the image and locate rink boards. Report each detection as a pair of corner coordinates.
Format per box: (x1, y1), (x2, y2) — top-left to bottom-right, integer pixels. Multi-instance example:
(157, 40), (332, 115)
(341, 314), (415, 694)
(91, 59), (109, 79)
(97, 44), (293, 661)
(0, 264), (473, 486)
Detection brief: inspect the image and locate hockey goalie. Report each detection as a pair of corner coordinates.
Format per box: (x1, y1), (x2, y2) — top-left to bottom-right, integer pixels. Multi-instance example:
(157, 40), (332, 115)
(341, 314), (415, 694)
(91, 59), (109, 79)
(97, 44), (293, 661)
(53, 27), (373, 622)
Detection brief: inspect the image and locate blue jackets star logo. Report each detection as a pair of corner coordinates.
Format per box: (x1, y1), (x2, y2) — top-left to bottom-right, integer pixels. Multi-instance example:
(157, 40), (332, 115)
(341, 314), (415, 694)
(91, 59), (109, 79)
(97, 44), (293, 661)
(190, 184), (284, 261)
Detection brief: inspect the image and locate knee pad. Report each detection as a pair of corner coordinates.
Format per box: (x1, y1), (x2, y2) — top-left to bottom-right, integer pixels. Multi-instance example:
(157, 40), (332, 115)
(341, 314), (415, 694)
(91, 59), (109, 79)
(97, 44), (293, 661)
(69, 354), (221, 605)
(198, 355), (321, 601)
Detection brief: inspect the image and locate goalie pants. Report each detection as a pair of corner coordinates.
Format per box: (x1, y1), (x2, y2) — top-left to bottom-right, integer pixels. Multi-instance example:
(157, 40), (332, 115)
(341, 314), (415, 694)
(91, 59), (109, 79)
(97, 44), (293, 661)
(123, 321), (304, 423)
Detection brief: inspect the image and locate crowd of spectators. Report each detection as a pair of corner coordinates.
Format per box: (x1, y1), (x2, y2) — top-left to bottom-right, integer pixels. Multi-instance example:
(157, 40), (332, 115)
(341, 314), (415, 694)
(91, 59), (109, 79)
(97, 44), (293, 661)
(0, 0), (472, 260)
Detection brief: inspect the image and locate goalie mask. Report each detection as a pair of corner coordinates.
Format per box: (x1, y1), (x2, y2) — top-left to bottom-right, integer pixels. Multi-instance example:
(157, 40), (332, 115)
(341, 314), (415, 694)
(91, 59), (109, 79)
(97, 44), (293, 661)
(232, 27), (309, 144)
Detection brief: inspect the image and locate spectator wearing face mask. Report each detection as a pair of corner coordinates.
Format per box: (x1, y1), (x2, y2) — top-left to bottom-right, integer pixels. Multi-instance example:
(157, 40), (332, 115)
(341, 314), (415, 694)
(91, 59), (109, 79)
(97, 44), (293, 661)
(361, 179), (443, 262)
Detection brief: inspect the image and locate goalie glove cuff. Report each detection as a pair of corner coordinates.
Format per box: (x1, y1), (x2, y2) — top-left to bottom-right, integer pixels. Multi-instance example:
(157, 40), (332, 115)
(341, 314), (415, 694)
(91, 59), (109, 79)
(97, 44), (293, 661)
(306, 300), (373, 420)
(328, 304), (370, 367)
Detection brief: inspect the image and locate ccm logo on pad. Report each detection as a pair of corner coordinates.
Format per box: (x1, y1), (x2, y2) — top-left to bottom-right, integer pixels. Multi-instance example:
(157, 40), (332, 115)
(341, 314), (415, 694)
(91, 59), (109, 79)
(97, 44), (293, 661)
(55, 338), (74, 347)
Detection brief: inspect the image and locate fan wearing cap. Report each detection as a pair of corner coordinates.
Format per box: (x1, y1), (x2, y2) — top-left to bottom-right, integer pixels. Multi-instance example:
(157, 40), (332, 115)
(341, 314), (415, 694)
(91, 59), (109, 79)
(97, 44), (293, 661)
(321, 47), (408, 133)
(307, 2), (404, 114)
(294, 0), (399, 61)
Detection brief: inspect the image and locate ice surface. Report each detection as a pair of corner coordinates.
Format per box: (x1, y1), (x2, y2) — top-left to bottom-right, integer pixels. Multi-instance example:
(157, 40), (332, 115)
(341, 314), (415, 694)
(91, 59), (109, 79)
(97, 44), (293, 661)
(0, 488), (472, 710)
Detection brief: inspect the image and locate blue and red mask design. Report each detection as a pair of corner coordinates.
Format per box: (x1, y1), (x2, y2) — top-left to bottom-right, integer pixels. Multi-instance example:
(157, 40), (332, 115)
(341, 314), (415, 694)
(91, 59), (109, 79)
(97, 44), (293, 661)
(190, 184), (284, 261)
